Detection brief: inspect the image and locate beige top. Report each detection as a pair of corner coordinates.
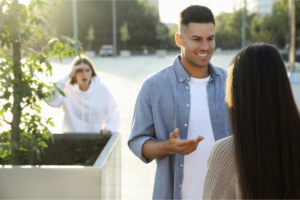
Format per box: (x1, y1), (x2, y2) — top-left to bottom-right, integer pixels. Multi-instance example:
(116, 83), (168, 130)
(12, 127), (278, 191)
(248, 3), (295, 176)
(203, 136), (242, 199)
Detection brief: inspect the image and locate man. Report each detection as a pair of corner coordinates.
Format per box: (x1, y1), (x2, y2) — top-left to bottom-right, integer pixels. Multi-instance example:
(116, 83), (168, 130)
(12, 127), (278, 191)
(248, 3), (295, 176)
(128, 5), (229, 200)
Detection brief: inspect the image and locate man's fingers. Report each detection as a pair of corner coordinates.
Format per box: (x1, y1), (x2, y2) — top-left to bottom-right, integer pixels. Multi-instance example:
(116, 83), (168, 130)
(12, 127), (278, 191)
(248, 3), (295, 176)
(177, 138), (199, 146)
(183, 147), (198, 155)
(196, 136), (204, 142)
(180, 144), (199, 155)
(169, 128), (179, 139)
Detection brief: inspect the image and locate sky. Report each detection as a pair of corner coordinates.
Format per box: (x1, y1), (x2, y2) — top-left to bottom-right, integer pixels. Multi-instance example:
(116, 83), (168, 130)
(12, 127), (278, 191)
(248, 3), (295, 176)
(159, 0), (235, 24)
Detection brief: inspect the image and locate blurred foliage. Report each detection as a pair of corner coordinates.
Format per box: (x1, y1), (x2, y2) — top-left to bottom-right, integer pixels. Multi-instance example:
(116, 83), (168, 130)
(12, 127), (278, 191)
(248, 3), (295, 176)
(156, 22), (169, 49)
(215, 10), (255, 49)
(0, 0), (82, 165)
(215, 0), (300, 49)
(120, 21), (130, 50)
(85, 25), (95, 51)
(169, 24), (178, 48)
(46, 0), (175, 52)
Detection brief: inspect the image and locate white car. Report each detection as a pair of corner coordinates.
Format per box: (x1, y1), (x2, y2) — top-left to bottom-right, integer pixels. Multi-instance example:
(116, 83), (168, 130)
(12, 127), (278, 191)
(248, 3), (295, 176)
(99, 45), (113, 57)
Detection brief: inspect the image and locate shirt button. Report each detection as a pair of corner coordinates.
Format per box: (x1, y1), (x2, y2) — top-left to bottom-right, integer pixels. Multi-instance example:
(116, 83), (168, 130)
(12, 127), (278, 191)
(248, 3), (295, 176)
(187, 104), (189, 107)
(179, 185), (182, 187)
(186, 86), (189, 90)
(184, 123), (187, 127)
(180, 164), (183, 167)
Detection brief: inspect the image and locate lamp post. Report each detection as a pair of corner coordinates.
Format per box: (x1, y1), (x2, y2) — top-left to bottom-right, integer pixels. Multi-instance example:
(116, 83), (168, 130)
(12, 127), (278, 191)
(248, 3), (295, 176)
(242, 0), (246, 48)
(112, 0), (117, 58)
(289, 0), (298, 83)
(72, 0), (78, 40)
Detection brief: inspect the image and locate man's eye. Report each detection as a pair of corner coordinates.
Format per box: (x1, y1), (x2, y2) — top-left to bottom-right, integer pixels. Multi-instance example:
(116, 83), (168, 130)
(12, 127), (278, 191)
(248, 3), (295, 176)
(193, 39), (199, 41)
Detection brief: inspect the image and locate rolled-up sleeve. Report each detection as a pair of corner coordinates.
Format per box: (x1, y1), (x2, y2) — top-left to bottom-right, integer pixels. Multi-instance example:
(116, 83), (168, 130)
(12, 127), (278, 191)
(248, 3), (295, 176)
(128, 79), (156, 164)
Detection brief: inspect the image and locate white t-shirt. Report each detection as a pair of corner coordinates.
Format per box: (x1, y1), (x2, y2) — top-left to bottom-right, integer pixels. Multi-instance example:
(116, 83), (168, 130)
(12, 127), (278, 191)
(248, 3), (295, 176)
(181, 76), (215, 199)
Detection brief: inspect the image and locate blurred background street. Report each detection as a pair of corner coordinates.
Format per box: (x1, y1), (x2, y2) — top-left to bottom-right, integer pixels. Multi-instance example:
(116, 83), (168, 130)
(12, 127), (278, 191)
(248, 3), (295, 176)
(43, 51), (300, 200)
(1, 0), (300, 199)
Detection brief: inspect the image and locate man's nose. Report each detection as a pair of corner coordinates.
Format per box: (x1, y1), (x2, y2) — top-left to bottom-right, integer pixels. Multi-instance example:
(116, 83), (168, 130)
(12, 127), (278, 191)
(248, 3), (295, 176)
(200, 40), (209, 51)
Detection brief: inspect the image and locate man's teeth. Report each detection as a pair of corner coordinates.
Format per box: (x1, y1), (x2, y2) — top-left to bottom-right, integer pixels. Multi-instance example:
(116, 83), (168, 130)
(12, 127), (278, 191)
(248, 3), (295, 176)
(197, 54), (208, 57)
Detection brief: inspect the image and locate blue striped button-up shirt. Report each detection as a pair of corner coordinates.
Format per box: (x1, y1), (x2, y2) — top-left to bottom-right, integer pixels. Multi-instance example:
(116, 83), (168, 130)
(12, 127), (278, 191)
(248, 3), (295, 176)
(128, 55), (230, 200)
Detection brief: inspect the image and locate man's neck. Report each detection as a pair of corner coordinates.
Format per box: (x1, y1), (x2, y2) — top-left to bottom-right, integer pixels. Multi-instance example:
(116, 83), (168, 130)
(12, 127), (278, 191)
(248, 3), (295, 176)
(179, 55), (210, 78)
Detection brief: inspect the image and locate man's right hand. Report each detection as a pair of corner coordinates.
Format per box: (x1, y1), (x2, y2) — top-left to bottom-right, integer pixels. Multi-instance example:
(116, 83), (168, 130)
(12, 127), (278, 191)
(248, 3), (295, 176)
(168, 128), (204, 155)
(142, 128), (204, 160)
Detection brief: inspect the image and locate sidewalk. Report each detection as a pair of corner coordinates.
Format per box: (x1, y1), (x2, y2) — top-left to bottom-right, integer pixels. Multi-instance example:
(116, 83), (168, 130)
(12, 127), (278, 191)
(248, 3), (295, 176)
(99, 73), (156, 200)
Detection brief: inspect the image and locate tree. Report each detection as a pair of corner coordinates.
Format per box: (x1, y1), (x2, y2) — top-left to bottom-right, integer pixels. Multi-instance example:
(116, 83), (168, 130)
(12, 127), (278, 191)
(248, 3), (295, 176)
(0, 0), (82, 165)
(156, 22), (169, 49)
(169, 24), (178, 48)
(46, 0), (160, 52)
(120, 21), (130, 50)
(215, 10), (255, 49)
(214, 0), (300, 49)
(85, 25), (95, 50)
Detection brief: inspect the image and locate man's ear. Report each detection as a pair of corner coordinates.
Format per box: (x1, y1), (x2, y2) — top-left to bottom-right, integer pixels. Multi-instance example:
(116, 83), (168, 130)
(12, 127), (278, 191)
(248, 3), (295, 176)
(175, 32), (183, 47)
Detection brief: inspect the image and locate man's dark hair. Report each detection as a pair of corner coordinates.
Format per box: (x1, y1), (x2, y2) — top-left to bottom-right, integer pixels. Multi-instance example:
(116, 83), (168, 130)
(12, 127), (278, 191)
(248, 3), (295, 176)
(179, 5), (215, 30)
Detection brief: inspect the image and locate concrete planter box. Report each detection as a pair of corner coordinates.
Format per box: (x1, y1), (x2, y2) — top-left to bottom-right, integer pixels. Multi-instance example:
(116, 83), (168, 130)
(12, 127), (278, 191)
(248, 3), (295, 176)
(84, 51), (96, 58)
(0, 132), (121, 200)
(120, 50), (131, 58)
(156, 49), (167, 57)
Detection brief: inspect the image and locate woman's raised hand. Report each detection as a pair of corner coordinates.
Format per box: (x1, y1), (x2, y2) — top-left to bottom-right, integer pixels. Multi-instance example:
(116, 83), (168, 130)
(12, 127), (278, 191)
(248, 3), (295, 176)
(69, 64), (83, 78)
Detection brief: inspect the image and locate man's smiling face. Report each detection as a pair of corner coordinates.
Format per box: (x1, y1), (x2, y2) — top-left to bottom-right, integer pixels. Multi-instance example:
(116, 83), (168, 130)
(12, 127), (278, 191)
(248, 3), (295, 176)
(179, 22), (215, 68)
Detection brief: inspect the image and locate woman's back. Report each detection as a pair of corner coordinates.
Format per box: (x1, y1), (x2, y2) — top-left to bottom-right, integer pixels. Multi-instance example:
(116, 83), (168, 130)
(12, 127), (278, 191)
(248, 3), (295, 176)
(203, 43), (300, 199)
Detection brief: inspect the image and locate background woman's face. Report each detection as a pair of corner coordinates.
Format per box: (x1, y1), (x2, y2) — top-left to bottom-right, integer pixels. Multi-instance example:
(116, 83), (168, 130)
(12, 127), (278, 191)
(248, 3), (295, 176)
(74, 63), (93, 87)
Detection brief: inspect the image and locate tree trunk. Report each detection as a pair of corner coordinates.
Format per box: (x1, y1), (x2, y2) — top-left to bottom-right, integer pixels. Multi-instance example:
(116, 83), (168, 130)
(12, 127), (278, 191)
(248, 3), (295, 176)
(11, 0), (22, 165)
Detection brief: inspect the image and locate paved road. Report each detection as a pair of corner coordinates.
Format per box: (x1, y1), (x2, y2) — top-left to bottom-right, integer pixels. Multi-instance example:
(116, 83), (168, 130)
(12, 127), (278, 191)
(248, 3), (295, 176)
(44, 51), (300, 200)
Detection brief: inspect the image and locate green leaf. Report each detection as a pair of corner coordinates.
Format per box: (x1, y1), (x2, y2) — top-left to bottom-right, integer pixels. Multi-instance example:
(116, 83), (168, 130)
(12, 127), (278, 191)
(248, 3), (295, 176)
(53, 83), (66, 97)
(0, 91), (11, 100)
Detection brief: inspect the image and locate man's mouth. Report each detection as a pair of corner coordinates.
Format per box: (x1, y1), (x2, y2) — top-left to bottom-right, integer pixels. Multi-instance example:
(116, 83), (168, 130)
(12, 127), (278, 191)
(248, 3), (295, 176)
(82, 79), (87, 82)
(196, 52), (210, 59)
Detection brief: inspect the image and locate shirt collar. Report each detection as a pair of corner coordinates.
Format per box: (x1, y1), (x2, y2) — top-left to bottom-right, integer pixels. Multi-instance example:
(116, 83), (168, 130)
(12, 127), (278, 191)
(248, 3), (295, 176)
(173, 55), (219, 82)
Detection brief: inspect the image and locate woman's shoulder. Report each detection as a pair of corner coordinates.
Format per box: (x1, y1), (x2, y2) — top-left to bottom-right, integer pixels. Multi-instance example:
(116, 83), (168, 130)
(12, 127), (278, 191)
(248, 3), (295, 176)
(204, 136), (237, 199)
(208, 136), (235, 168)
(92, 77), (114, 96)
(212, 136), (234, 154)
(92, 76), (107, 88)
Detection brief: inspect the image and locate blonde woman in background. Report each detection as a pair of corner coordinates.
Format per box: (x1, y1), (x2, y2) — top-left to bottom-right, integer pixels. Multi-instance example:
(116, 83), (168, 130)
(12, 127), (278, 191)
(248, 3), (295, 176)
(46, 55), (120, 134)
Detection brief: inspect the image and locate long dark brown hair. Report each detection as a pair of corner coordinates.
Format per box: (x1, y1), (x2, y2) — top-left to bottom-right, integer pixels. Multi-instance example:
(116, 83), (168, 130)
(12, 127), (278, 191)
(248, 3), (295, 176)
(70, 55), (97, 85)
(226, 43), (300, 199)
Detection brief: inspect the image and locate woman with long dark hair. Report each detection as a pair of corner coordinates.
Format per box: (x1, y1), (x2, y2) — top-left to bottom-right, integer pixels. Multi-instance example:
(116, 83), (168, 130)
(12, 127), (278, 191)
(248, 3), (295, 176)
(203, 43), (300, 199)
